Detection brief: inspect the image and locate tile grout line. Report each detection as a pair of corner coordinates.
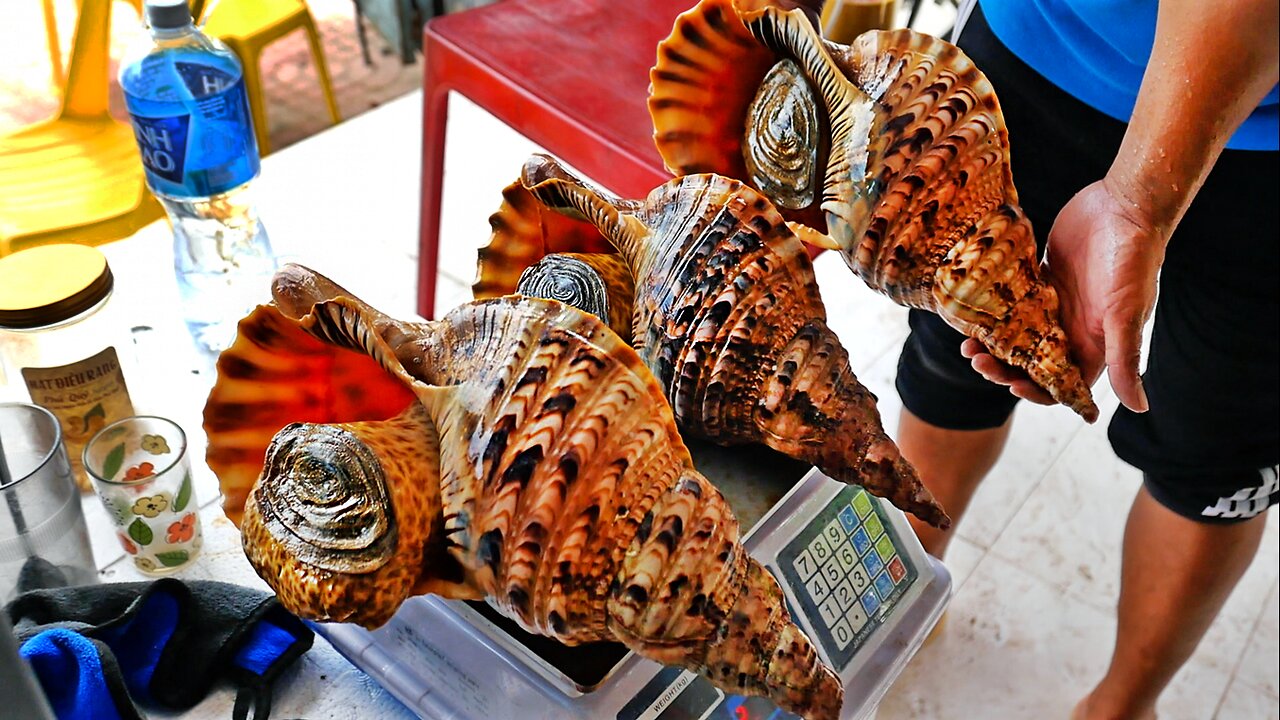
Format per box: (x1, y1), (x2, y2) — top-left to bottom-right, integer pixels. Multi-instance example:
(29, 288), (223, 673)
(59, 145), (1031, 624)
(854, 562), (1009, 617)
(973, 411), (1094, 562)
(1210, 576), (1280, 719)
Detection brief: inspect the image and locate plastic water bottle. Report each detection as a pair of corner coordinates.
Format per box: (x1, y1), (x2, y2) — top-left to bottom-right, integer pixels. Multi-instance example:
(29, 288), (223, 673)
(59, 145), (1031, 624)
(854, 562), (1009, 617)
(119, 0), (276, 356)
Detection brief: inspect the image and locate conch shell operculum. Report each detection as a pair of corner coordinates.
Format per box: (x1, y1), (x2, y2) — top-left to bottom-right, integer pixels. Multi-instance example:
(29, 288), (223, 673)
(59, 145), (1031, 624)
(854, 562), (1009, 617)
(203, 264), (843, 720)
(649, 0), (1098, 421)
(477, 154), (949, 529)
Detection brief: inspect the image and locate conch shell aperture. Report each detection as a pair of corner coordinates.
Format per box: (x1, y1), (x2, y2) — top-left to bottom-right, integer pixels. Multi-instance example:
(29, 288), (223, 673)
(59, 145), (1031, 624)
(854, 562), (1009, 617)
(204, 264), (843, 720)
(649, 0), (1098, 421)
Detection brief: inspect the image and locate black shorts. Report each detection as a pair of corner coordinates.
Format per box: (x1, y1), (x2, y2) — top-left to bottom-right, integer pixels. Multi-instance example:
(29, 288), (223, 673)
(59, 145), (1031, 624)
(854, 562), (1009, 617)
(894, 3), (1280, 524)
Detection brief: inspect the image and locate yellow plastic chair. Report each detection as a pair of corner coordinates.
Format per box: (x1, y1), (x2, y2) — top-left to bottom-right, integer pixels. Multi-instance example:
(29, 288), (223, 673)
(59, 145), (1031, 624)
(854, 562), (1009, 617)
(42, 0), (144, 86)
(1, 0), (161, 256)
(196, 0), (342, 155)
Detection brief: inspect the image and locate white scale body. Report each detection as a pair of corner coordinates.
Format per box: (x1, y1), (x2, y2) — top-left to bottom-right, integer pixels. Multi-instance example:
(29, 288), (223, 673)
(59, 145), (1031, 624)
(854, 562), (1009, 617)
(318, 443), (951, 720)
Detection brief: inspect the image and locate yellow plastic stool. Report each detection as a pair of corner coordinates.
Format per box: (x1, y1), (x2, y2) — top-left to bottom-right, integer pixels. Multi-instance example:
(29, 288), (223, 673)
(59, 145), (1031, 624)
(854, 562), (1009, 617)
(42, 0), (145, 86)
(198, 0), (342, 155)
(1, 0), (161, 257)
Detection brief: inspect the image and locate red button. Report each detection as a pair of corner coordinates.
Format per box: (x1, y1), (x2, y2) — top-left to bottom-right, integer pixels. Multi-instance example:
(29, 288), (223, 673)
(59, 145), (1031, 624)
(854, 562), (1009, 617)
(888, 556), (907, 583)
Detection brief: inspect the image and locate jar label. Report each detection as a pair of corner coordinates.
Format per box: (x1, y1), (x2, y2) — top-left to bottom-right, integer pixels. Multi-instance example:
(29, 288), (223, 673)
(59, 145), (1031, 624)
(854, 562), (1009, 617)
(22, 347), (135, 491)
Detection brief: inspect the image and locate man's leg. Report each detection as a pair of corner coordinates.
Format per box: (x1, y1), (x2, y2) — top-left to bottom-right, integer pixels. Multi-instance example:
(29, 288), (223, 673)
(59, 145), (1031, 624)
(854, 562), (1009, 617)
(1074, 487), (1269, 720)
(899, 409), (1012, 557)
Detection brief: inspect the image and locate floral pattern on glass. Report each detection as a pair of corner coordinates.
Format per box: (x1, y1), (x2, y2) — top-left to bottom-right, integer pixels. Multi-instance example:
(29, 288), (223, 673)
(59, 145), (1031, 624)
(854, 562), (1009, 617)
(132, 494), (169, 518)
(85, 417), (202, 577)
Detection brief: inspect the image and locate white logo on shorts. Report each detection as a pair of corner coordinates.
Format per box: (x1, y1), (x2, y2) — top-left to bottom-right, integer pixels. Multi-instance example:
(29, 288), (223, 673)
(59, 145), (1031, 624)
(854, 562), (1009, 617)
(1201, 466), (1279, 519)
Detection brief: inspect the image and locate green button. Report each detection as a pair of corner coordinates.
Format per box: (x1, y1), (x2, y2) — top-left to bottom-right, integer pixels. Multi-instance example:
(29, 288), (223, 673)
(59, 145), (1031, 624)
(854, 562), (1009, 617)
(852, 491), (873, 518)
(875, 534), (896, 563)
(863, 512), (884, 539)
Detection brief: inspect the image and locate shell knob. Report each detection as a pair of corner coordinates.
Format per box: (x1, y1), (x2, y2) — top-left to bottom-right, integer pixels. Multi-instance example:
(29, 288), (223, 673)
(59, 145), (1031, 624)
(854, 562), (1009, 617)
(743, 59), (821, 210)
(516, 254), (612, 323)
(254, 422), (398, 575)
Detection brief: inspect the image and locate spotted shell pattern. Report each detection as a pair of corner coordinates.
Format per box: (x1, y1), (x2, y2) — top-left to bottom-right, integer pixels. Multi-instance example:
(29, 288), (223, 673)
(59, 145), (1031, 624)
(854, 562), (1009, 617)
(204, 264), (842, 720)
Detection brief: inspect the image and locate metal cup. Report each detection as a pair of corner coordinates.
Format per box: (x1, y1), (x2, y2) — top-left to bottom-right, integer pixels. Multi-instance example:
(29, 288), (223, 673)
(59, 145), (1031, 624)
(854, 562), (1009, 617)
(0, 403), (98, 603)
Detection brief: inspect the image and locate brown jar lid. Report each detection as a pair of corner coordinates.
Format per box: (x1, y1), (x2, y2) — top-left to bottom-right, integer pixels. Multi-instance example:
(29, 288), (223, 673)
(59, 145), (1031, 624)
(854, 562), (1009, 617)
(0, 245), (114, 329)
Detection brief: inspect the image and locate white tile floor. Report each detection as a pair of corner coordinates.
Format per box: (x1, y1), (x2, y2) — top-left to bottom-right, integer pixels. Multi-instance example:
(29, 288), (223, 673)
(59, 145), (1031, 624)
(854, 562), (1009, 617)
(427, 91), (1280, 719)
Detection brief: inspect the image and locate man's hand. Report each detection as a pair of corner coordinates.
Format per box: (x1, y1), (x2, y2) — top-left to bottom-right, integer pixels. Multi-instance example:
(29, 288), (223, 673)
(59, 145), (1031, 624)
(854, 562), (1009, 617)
(961, 179), (1165, 413)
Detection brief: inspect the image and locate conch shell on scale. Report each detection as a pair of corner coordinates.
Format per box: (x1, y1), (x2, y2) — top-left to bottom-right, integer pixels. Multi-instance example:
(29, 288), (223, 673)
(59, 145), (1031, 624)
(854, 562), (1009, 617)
(476, 154), (949, 529)
(203, 264), (842, 720)
(649, 0), (1098, 421)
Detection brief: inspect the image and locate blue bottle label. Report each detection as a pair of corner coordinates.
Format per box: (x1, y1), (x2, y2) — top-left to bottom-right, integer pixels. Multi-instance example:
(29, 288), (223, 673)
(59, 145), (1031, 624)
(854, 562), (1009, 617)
(175, 61), (235, 97)
(125, 74), (260, 198)
(130, 113), (191, 183)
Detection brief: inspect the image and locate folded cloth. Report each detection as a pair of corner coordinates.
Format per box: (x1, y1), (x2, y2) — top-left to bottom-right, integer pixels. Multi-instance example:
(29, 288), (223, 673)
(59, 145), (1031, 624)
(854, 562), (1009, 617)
(5, 579), (313, 720)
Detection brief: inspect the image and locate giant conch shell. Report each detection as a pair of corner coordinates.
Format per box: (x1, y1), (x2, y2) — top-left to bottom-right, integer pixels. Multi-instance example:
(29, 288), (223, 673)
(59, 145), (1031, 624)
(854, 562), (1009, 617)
(203, 264), (842, 720)
(648, 0), (1098, 421)
(475, 154), (948, 529)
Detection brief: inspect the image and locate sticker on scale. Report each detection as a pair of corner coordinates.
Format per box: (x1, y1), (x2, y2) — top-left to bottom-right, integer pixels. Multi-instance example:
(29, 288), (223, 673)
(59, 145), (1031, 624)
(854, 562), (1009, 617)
(618, 667), (806, 720)
(616, 668), (723, 720)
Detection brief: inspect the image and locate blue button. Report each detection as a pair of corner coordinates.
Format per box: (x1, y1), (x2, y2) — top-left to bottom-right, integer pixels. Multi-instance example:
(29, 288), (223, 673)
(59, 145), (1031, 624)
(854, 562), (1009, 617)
(838, 505), (858, 533)
(863, 550), (884, 577)
(861, 590), (881, 615)
(874, 572), (895, 599)
(851, 528), (871, 555)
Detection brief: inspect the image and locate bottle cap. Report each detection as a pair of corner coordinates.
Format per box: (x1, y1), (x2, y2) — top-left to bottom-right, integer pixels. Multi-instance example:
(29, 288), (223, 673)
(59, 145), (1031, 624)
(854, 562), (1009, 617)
(0, 245), (114, 330)
(145, 0), (193, 29)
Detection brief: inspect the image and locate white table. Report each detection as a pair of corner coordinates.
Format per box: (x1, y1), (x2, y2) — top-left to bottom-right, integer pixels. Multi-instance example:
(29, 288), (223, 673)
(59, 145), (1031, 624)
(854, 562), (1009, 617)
(1, 92), (433, 719)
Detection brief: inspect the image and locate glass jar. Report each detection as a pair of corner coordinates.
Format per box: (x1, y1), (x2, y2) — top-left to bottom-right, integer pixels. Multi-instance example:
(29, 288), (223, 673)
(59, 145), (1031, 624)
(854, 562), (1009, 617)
(0, 245), (136, 491)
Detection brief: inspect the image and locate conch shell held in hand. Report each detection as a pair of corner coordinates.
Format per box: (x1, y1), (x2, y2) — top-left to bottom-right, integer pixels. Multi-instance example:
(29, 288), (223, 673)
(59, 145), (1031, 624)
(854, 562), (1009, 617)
(203, 264), (842, 720)
(476, 154), (949, 529)
(649, 0), (1098, 421)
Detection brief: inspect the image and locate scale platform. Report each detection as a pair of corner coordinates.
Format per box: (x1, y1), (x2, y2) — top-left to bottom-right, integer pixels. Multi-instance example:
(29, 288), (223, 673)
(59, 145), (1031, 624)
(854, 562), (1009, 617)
(317, 440), (951, 720)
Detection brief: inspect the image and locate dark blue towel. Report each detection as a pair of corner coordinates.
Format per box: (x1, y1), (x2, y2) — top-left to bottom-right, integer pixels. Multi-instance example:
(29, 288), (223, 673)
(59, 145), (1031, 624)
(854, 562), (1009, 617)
(6, 579), (313, 720)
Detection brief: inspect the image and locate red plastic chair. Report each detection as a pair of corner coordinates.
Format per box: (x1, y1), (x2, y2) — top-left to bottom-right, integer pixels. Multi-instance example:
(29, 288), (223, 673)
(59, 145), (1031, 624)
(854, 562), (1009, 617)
(418, 0), (690, 319)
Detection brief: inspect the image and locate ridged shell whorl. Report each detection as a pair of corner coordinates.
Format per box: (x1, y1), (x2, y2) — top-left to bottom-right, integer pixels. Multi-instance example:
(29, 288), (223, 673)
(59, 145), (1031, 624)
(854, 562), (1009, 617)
(649, 0), (828, 230)
(743, 59), (821, 210)
(255, 422), (397, 574)
(474, 178), (617, 301)
(515, 154), (949, 528)
(515, 252), (636, 342)
(517, 255), (609, 319)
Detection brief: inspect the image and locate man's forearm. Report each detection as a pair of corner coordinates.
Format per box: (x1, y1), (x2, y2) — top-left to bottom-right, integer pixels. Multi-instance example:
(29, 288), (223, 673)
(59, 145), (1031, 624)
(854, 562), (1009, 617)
(1107, 0), (1279, 237)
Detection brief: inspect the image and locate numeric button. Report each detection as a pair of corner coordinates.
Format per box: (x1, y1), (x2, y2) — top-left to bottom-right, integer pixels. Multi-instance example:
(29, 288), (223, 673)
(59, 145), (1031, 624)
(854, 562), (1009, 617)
(807, 533), (833, 565)
(792, 549), (818, 581)
(818, 594), (842, 628)
(804, 569), (831, 603)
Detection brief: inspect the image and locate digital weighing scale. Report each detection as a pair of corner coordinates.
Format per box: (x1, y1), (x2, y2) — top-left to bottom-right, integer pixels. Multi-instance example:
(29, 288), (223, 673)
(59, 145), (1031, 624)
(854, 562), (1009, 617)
(317, 440), (951, 720)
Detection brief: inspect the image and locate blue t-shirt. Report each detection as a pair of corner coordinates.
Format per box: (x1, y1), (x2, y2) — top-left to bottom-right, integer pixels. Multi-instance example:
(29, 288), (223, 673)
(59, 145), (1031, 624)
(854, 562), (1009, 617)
(981, 0), (1279, 151)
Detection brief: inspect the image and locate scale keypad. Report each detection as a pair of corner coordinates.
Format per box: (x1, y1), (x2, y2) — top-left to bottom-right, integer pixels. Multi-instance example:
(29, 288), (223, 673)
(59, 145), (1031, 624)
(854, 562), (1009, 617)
(773, 486), (917, 667)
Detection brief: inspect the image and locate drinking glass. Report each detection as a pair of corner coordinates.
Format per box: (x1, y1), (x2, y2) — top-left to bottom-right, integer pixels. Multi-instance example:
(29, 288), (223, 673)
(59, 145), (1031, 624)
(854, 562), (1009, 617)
(0, 403), (97, 603)
(83, 416), (202, 575)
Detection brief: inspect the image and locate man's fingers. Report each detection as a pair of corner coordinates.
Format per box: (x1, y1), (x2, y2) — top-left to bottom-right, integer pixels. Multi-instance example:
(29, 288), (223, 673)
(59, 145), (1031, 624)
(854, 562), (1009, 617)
(967, 347), (1056, 404)
(1009, 379), (1055, 405)
(970, 353), (1025, 385)
(1104, 310), (1149, 413)
(960, 338), (984, 359)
